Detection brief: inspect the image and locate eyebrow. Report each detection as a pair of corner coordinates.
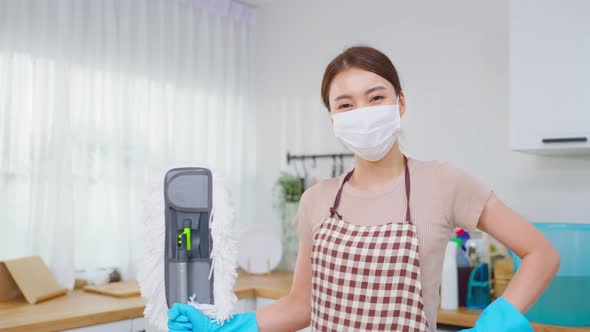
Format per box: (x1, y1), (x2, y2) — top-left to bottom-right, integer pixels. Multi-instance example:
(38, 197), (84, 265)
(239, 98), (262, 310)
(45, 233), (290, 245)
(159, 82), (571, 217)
(332, 86), (387, 102)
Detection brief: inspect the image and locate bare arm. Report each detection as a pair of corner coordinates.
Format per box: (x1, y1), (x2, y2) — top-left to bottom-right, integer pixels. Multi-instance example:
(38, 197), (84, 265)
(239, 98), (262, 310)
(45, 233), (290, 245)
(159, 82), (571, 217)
(477, 194), (560, 313)
(255, 240), (312, 331)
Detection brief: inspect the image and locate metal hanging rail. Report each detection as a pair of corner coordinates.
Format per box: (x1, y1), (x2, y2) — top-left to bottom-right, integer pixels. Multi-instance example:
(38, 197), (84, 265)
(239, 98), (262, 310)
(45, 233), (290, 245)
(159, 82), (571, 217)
(286, 152), (354, 165)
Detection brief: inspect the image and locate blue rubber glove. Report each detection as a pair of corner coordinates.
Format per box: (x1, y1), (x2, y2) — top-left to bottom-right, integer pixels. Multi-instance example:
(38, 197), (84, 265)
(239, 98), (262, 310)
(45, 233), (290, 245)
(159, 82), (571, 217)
(459, 297), (533, 332)
(168, 314), (193, 332)
(168, 303), (259, 332)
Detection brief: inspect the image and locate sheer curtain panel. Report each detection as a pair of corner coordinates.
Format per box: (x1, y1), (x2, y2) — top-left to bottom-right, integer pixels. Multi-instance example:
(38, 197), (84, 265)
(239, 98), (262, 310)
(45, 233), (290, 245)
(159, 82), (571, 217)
(0, 0), (256, 289)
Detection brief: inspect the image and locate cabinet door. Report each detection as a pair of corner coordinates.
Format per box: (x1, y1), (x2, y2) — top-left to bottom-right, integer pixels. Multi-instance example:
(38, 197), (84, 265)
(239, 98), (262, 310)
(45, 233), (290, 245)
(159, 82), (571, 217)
(62, 319), (132, 332)
(510, 0), (590, 152)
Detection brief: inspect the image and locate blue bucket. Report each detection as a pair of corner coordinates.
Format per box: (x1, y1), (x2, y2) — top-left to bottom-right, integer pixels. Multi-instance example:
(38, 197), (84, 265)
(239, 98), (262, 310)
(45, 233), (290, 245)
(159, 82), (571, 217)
(509, 223), (590, 327)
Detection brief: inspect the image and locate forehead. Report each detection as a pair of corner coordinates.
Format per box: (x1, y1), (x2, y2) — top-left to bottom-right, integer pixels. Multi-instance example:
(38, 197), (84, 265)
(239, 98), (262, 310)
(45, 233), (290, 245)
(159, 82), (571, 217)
(328, 67), (394, 99)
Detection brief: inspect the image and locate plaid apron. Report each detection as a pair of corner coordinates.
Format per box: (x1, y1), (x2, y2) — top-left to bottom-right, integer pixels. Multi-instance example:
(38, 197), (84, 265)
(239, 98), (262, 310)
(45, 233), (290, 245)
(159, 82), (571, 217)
(311, 156), (429, 331)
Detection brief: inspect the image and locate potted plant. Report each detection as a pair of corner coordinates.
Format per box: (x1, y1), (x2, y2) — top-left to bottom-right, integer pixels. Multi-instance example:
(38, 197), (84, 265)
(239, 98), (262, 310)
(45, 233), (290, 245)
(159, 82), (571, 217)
(274, 172), (303, 271)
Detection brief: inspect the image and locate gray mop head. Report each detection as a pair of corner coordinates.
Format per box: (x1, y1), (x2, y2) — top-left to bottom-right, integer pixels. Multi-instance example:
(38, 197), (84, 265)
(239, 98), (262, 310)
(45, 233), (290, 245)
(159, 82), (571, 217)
(138, 169), (238, 331)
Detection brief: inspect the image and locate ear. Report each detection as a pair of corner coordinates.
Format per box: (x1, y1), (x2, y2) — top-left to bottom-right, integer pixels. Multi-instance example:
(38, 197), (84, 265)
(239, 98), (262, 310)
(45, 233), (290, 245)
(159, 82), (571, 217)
(399, 90), (406, 117)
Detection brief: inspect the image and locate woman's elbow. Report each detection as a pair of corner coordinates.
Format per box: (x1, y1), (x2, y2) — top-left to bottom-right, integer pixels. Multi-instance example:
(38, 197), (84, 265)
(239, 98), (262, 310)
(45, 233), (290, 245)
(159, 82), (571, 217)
(286, 292), (311, 328)
(296, 296), (312, 326)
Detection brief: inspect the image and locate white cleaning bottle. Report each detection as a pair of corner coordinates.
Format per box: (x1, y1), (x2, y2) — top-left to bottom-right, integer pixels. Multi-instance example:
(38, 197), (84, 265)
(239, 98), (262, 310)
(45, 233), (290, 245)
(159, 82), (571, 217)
(441, 241), (459, 310)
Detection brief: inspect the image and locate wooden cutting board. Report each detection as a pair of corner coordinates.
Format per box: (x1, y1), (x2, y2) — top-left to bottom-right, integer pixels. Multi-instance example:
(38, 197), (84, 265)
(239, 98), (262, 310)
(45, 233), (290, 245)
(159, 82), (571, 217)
(83, 281), (140, 298)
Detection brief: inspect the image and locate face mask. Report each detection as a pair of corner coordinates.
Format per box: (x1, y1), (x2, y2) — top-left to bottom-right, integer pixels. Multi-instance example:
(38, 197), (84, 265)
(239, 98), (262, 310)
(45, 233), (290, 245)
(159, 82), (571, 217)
(331, 103), (401, 161)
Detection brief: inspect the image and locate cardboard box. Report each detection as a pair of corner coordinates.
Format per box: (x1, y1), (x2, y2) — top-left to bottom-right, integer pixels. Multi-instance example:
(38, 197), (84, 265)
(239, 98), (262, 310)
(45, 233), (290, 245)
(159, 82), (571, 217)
(0, 256), (67, 304)
(0, 261), (20, 301)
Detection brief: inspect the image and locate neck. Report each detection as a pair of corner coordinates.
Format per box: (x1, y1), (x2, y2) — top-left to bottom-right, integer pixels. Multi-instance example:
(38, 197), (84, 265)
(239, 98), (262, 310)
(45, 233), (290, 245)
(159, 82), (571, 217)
(348, 143), (405, 191)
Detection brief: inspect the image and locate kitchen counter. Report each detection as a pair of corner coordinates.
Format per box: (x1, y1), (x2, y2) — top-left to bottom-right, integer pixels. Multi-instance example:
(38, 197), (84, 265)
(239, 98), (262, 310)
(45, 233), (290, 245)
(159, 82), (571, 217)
(0, 289), (145, 332)
(233, 270), (293, 299)
(438, 307), (590, 332)
(1, 270), (588, 332)
(0, 270), (293, 332)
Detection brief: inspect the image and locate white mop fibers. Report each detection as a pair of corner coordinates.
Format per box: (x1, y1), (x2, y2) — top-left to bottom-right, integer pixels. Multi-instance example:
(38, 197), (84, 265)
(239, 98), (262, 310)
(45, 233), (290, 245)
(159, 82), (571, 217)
(138, 170), (238, 331)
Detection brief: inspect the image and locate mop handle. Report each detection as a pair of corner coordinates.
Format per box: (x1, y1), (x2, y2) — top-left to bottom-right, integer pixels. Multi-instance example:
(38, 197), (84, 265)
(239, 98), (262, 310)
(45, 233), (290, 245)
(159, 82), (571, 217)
(177, 262), (188, 302)
(177, 227), (192, 302)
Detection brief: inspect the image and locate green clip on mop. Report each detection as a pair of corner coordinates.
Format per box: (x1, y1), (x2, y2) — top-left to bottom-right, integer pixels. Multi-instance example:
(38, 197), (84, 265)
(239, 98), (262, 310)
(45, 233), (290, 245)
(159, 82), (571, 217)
(138, 168), (238, 331)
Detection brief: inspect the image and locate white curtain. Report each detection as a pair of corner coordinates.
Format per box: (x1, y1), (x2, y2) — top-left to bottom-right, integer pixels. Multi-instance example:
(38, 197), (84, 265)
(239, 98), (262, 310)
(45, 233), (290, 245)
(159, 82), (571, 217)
(0, 0), (256, 289)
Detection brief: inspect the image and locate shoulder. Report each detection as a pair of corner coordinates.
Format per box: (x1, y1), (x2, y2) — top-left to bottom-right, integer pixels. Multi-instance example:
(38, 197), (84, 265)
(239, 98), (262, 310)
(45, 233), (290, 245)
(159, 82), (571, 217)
(411, 157), (490, 201)
(293, 176), (341, 226)
(408, 158), (486, 195)
(300, 176), (342, 203)
(409, 157), (471, 179)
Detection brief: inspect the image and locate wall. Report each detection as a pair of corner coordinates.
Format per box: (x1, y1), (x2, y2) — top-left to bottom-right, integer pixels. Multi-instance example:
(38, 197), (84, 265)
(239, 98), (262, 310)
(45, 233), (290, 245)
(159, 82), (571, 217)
(252, 0), (590, 234)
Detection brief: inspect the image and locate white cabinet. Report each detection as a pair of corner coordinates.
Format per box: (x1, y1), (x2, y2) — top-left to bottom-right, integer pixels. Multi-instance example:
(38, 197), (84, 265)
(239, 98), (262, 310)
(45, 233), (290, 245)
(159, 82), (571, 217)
(63, 320), (131, 332)
(130, 317), (146, 332)
(510, 0), (590, 153)
(255, 296), (277, 308)
(235, 297), (257, 313)
(63, 317), (146, 332)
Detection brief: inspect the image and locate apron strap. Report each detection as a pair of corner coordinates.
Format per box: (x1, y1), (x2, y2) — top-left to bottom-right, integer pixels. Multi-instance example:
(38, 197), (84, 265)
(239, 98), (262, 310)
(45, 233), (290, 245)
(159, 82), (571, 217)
(329, 170), (354, 220)
(329, 155), (412, 222)
(404, 155), (411, 222)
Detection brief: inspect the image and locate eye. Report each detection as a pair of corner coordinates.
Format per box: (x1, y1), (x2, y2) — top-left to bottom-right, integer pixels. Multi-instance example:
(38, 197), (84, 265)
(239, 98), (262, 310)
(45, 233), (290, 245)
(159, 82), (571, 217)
(338, 103), (353, 110)
(370, 95), (384, 102)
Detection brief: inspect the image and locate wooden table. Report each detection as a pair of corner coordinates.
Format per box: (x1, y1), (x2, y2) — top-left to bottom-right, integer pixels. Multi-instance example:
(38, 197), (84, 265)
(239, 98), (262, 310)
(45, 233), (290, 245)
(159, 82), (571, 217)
(1, 270), (588, 332)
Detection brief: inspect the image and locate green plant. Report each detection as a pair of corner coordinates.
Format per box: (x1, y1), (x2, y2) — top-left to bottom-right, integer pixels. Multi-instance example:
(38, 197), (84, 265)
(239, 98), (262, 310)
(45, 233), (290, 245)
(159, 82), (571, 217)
(275, 172), (303, 203)
(273, 172), (302, 271)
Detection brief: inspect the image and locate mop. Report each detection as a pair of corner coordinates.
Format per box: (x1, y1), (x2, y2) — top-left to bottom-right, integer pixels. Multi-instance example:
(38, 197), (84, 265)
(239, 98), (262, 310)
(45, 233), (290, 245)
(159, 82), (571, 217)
(138, 167), (238, 332)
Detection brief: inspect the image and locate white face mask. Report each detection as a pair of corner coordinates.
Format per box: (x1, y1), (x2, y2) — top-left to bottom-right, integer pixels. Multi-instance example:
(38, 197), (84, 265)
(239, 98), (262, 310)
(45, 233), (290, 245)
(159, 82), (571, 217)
(331, 103), (401, 161)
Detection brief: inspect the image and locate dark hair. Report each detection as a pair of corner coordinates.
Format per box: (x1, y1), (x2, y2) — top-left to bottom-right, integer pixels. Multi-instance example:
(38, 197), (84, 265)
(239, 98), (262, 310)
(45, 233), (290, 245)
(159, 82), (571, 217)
(321, 46), (402, 110)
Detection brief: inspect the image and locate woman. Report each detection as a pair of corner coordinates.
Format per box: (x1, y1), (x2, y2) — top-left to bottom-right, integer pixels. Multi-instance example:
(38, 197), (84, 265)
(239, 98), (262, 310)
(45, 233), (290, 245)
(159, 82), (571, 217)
(168, 46), (560, 332)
